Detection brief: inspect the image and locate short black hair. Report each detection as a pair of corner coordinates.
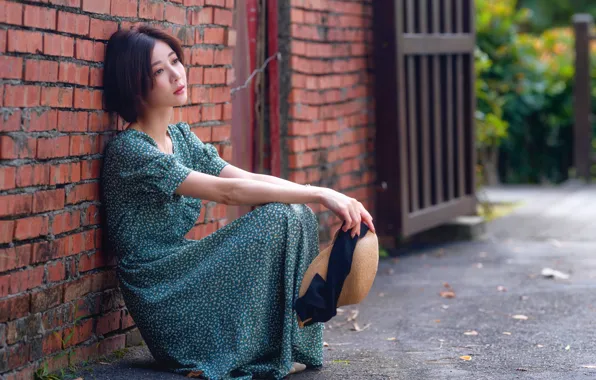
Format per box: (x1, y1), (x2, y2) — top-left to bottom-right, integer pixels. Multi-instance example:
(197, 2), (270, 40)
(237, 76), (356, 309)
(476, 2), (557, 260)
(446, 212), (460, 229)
(103, 24), (184, 123)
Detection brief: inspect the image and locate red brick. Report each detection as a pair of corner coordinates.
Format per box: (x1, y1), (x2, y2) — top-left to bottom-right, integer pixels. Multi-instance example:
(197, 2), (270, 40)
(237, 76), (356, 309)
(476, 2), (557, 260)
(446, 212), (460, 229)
(57, 11), (90, 36)
(63, 275), (93, 302)
(33, 189), (65, 213)
(0, 56), (23, 80)
(31, 285), (62, 313)
(47, 260), (66, 282)
(0, 294), (30, 323)
(227, 29), (236, 47)
(66, 182), (99, 204)
(4, 84), (40, 107)
(7, 30), (42, 54)
(188, 67), (203, 85)
(203, 27), (226, 44)
(49, 161), (81, 185)
(201, 104), (222, 121)
(139, 0), (164, 20)
(42, 331), (62, 355)
(97, 310), (121, 336)
(59, 62), (90, 85)
(58, 110), (89, 132)
(81, 159), (101, 180)
(14, 216), (49, 241)
(0, 2), (23, 25)
(0, 194), (33, 217)
(111, 0), (137, 17)
(205, 0), (225, 5)
(16, 163), (51, 187)
(203, 67), (226, 84)
(44, 33), (75, 57)
(211, 125), (231, 141)
(0, 220), (14, 244)
(24, 5), (57, 29)
(0, 167), (17, 191)
(25, 59), (59, 82)
(214, 48), (232, 65)
(0, 246), (30, 273)
(191, 47), (214, 65)
(213, 8), (232, 26)
(41, 87), (74, 108)
(31, 241), (63, 265)
(89, 18), (118, 40)
(210, 87), (231, 103)
(7, 266), (45, 294)
(190, 7), (212, 25)
(89, 67), (103, 87)
(82, 0), (110, 14)
(46, 0), (81, 6)
(78, 251), (107, 273)
(0, 29), (6, 53)
(36, 136), (70, 159)
(74, 88), (102, 109)
(75, 38), (94, 61)
(69, 135), (99, 156)
(0, 107), (18, 130)
(164, 4), (186, 25)
(24, 109), (58, 132)
(52, 210), (81, 235)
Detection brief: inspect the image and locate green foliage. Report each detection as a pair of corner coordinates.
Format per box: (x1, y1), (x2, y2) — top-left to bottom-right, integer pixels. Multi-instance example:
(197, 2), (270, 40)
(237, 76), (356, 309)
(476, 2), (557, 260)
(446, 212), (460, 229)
(517, 0), (596, 33)
(475, 0), (596, 184)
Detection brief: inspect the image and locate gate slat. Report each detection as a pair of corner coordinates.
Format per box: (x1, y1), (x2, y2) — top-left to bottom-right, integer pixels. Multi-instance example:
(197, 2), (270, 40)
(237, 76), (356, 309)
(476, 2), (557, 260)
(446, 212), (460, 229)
(432, 0), (443, 203)
(407, 56), (419, 212)
(419, 1), (431, 208)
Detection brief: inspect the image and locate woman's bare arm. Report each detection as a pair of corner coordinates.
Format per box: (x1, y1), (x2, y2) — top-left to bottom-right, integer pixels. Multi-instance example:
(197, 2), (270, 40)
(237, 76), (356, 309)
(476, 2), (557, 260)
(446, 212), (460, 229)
(175, 170), (324, 206)
(219, 164), (307, 190)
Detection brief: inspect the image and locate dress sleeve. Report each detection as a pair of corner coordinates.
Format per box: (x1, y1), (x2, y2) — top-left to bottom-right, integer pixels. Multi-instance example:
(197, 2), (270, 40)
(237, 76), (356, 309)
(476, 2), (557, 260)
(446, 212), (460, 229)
(113, 138), (192, 201)
(179, 122), (228, 176)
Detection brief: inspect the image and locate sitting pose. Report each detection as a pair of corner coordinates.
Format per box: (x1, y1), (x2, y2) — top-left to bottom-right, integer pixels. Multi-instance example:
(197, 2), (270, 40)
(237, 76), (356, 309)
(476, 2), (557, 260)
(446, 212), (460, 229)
(100, 25), (374, 379)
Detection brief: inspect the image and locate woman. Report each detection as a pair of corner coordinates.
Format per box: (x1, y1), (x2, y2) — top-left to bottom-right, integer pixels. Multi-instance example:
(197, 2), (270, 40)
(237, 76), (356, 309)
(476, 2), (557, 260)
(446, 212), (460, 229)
(101, 25), (375, 379)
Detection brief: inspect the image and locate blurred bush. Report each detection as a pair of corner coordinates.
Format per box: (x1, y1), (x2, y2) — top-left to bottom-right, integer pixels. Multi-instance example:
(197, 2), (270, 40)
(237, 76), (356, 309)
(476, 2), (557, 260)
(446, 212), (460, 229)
(475, 0), (596, 185)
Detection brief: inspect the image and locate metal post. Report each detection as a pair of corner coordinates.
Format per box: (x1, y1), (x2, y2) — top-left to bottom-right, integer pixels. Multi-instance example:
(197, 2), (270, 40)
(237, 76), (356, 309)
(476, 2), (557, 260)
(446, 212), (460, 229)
(573, 14), (593, 182)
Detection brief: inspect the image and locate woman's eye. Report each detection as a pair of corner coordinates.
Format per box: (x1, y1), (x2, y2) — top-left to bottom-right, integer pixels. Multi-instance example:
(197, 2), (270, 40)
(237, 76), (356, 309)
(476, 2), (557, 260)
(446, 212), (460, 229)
(154, 68), (163, 76)
(172, 58), (180, 64)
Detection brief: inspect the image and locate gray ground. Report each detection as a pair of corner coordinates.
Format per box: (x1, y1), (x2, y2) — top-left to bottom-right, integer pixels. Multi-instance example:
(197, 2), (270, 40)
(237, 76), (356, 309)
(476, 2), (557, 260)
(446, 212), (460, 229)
(68, 183), (596, 379)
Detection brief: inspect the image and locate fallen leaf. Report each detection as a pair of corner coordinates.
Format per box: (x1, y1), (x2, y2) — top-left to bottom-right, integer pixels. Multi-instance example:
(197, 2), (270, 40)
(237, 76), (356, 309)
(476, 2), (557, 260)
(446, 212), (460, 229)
(378, 292), (385, 297)
(474, 263), (483, 269)
(386, 337), (397, 341)
(323, 341), (329, 347)
(581, 365), (596, 369)
(459, 355), (472, 361)
(187, 370), (204, 378)
(541, 268), (570, 280)
(464, 330), (478, 336)
(441, 304), (449, 309)
(435, 319), (441, 323)
(440, 291), (456, 298)
(443, 282), (452, 289)
(351, 322), (371, 332)
(516, 368), (528, 372)
(497, 286), (507, 292)
(536, 344), (544, 348)
(502, 332), (512, 335)
(565, 345), (570, 350)
(512, 314), (528, 320)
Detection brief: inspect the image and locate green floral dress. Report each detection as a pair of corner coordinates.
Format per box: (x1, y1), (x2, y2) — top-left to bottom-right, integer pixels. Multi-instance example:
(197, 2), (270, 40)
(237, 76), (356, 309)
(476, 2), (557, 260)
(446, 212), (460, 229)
(101, 122), (324, 379)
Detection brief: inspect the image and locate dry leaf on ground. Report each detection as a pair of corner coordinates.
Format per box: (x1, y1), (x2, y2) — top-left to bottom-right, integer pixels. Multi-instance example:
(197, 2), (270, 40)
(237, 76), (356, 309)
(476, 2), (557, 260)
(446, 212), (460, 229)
(440, 291), (456, 298)
(187, 370), (204, 378)
(464, 330), (478, 336)
(512, 314), (528, 320)
(497, 286), (507, 292)
(503, 332), (512, 335)
(386, 337), (397, 341)
(459, 355), (472, 361)
(581, 365), (596, 368)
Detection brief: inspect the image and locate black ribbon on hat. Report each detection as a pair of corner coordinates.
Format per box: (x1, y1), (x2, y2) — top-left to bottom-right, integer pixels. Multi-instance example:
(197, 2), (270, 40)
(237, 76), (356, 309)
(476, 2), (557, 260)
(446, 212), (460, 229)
(294, 221), (370, 327)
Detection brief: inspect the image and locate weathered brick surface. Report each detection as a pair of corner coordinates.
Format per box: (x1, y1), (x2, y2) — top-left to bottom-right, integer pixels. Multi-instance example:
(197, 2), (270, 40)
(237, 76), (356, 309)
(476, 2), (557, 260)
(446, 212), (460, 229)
(283, 0), (375, 243)
(0, 0), (234, 376)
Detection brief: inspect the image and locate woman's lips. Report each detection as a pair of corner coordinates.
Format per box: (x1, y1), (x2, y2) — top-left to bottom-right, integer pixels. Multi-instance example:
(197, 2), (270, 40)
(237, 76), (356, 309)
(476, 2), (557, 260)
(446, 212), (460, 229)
(174, 85), (185, 95)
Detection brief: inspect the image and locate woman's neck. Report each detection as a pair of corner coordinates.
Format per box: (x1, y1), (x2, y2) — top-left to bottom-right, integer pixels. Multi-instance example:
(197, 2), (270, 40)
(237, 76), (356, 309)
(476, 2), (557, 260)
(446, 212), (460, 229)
(130, 107), (173, 147)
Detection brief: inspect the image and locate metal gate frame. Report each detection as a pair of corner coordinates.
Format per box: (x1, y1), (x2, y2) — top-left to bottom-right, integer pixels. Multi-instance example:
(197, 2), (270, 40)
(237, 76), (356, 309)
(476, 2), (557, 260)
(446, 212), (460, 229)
(373, 0), (477, 239)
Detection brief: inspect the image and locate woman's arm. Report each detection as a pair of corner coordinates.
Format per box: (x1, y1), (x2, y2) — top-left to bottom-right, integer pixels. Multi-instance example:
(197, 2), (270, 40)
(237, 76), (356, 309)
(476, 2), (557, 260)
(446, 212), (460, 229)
(185, 164), (375, 236)
(176, 170), (324, 206)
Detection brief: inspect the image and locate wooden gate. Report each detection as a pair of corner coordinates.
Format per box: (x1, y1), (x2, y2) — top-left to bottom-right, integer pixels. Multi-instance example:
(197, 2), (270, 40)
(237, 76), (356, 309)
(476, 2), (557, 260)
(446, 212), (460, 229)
(573, 14), (595, 182)
(373, 0), (477, 239)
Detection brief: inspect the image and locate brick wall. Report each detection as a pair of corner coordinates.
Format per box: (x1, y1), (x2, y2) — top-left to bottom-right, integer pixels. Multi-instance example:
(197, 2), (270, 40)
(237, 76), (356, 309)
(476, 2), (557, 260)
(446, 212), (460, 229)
(0, 0), (234, 378)
(280, 0), (376, 243)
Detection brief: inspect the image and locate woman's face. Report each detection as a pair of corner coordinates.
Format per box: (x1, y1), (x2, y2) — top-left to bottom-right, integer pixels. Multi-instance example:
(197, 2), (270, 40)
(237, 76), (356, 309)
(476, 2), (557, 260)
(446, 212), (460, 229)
(145, 40), (187, 109)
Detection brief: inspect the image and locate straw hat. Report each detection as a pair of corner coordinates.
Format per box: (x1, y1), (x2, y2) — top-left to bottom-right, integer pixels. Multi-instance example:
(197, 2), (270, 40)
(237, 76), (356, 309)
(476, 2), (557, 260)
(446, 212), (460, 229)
(295, 222), (379, 328)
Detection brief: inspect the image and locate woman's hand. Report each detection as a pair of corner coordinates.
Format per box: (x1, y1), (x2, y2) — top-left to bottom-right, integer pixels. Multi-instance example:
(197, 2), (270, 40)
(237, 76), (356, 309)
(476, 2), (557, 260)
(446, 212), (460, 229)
(319, 188), (375, 238)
